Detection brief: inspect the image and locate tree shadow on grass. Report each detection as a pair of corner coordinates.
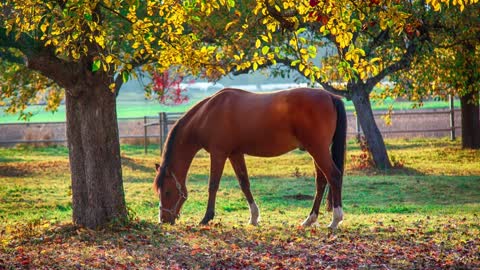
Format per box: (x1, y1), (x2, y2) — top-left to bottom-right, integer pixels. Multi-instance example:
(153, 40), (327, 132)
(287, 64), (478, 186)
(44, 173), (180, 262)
(2, 219), (478, 269)
(346, 165), (426, 177)
(121, 156), (154, 173)
(0, 164), (32, 177)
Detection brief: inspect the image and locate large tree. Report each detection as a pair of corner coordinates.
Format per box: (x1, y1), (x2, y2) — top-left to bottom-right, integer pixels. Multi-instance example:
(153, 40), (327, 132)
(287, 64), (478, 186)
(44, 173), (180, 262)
(0, 0), (220, 228)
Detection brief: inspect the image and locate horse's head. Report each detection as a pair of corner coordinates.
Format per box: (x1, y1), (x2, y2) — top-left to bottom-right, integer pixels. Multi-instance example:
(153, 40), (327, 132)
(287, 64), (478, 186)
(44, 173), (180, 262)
(154, 163), (187, 224)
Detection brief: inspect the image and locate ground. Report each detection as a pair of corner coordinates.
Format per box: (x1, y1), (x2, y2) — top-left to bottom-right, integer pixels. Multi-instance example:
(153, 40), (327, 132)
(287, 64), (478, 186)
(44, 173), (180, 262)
(0, 138), (479, 269)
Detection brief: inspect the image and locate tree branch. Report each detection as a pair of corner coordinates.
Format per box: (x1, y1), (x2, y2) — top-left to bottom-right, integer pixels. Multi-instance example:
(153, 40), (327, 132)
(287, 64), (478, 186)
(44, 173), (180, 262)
(364, 29), (390, 57)
(365, 41), (416, 91)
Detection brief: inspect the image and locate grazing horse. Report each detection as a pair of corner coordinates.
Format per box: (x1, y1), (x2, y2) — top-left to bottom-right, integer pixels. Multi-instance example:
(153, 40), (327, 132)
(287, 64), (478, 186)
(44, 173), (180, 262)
(153, 87), (347, 229)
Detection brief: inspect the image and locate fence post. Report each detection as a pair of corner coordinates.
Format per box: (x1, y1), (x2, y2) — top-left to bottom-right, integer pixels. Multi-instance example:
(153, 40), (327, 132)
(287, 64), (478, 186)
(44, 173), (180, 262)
(159, 113), (163, 154)
(159, 112), (168, 154)
(162, 112), (168, 147)
(144, 116), (148, 154)
(450, 95), (456, 141)
(355, 112), (361, 140)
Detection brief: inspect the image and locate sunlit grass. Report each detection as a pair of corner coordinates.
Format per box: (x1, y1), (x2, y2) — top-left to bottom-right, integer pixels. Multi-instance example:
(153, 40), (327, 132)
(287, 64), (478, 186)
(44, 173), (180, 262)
(1, 138), (478, 226)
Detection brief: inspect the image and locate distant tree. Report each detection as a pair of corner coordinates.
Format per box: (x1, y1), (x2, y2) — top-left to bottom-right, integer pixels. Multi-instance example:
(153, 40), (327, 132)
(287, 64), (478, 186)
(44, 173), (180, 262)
(390, 3), (480, 148)
(150, 69), (190, 105)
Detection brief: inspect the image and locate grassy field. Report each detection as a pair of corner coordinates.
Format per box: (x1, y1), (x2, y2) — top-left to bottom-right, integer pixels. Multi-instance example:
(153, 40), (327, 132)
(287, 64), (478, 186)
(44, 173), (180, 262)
(0, 138), (479, 268)
(0, 97), (459, 123)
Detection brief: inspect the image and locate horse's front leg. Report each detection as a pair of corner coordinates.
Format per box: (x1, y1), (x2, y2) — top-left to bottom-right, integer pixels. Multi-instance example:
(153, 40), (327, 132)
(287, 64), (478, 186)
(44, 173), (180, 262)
(302, 162), (328, 227)
(200, 153), (227, 225)
(229, 153), (259, 225)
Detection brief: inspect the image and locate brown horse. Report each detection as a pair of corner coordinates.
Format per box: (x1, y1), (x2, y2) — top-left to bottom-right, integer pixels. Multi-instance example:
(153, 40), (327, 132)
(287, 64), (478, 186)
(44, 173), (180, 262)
(153, 87), (346, 229)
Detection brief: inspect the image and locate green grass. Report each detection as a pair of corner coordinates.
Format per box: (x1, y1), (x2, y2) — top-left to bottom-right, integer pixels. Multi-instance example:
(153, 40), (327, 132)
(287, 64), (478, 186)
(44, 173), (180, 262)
(0, 97), (459, 123)
(1, 138), (478, 225)
(0, 138), (479, 268)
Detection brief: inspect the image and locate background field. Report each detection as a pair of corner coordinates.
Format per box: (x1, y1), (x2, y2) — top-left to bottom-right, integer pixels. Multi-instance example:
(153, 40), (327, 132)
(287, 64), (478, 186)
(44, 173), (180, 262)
(0, 97), (459, 123)
(0, 138), (479, 268)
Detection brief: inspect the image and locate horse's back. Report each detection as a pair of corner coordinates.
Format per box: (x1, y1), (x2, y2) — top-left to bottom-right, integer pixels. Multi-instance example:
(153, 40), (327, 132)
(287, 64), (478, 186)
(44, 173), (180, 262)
(190, 88), (338, 156)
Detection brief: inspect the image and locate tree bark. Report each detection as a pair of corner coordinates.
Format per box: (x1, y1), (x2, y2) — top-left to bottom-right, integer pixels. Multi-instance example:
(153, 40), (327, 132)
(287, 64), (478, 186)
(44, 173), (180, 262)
(65, 80), (127, 229)
(350, 87), (392, 169)
(460, 91), (480, 149)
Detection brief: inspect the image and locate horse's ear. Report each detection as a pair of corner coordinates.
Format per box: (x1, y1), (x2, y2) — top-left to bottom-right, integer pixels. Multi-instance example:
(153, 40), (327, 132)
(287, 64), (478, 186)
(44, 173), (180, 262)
(155, 163), (160, 171)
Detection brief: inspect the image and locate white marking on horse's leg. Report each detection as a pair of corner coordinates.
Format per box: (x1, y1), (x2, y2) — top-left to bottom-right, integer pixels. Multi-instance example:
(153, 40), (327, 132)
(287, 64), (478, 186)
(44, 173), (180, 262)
(158, 204), (162, 224)
(249, 202), (259, 226)
(301, 213), (318, 227)
(327, 207), (343, 229)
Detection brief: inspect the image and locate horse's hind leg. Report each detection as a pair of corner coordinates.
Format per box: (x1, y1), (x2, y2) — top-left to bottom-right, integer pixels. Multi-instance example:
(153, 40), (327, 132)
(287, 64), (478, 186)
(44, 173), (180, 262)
(200, 153), (227, 225)
(306, 146), (343, 229)
(301, 162), (328, 226)
(229, 153), (259, 225)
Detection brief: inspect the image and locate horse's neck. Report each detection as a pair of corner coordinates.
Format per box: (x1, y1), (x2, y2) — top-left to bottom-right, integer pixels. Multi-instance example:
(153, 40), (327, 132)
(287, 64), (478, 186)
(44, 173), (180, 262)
(169, 98), (208, 181)
(170, 123), (200, 182)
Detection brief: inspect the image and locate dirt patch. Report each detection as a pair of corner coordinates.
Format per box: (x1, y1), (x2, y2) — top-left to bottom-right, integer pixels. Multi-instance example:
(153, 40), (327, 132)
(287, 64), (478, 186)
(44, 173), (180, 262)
(284, 193), (314, 200)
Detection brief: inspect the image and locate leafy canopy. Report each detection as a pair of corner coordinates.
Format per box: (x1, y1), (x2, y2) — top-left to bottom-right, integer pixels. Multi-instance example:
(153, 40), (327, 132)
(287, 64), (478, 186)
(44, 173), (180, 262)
(0, 0), (477, 118)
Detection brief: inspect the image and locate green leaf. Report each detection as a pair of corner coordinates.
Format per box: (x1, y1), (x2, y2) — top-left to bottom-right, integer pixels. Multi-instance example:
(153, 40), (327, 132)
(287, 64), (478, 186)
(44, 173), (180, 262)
(92, 59), (101, 72)
(122, 71), (129, 82)
(227, 0), (235, 8)
(261, 46), (270, 55)
(291, 60), (300, 67)
(84, 13), (92, 21)
(296, 28), (306, 35)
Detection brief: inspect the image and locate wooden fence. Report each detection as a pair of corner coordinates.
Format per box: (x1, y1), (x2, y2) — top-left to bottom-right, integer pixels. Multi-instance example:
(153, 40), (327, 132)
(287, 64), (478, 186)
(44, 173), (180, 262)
(143, 108), (461, 154)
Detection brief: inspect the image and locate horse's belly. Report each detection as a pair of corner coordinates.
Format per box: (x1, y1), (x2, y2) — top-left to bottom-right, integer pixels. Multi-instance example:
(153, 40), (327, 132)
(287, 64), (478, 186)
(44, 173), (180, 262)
(240, 137), (299, 157)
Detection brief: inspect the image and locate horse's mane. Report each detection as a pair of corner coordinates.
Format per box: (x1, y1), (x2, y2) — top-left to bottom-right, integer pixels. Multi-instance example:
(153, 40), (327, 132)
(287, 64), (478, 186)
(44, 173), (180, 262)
(153, 96), (212, 193)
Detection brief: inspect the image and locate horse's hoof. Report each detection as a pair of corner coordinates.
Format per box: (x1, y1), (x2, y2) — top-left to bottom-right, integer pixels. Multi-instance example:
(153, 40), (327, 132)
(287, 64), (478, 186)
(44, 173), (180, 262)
(327, 221), (341, 230)
(328, 207), (343, 229)
(248, 202), (260, 226)
(301, 213), (318, 227)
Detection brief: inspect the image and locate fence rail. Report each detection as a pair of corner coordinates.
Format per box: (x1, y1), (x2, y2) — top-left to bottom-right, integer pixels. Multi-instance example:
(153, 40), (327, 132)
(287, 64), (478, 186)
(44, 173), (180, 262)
(0, 108), (465, 153)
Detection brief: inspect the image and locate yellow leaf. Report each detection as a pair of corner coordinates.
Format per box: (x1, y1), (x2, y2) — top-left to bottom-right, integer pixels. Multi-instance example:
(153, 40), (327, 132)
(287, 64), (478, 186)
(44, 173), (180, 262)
(304, 68), (311, 77)
(105, 55), (113, 64)
(255, 39), (261, 49)
(299, 63), (305, 72)
(225, 21), (235, 31)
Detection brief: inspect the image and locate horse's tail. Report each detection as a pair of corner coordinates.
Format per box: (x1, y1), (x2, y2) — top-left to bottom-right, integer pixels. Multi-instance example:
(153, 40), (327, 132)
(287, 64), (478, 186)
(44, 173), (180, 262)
(331, 96), (347, 174)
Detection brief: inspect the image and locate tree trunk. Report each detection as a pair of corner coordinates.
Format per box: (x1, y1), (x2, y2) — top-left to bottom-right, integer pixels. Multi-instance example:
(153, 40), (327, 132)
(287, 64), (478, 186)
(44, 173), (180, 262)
(350, 87), (392, 169)
(65, 80), (127, 229)
(460, 91), (480, 149)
